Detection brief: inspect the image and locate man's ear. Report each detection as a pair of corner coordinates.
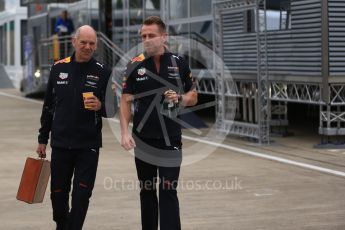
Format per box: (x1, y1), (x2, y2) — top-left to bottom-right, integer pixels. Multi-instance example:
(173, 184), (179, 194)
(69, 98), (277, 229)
(71, 37), (76, 48)
(162, 33), (168, 43)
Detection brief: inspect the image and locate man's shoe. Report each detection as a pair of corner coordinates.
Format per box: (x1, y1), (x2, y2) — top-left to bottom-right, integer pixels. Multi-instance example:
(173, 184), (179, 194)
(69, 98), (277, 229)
(56, 222), (68, 230)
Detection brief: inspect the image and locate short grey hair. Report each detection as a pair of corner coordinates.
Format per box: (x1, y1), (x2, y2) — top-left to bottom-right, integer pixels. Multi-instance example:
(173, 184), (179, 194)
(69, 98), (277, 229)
(73, 25), (97, 43)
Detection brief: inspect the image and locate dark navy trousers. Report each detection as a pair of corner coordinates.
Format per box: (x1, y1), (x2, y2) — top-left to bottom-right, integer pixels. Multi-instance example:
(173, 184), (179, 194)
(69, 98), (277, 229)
(51, 147), (99, 230)
(134, 137), (182, 230)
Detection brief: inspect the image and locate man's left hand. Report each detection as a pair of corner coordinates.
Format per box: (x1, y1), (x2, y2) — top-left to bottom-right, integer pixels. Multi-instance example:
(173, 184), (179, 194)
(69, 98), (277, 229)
(164, 90), (180, 104)
(84, 95), (102, 111)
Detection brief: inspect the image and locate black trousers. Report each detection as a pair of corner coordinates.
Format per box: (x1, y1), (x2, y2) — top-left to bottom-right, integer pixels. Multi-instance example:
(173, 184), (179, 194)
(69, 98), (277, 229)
(134, 137), (182, 230)
(51, 147), (99, 230)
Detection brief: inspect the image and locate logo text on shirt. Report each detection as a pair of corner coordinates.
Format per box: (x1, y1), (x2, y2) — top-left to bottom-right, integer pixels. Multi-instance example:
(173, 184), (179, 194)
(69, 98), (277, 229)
(57, 80), (68, 85)
(136, 76), (148, 81)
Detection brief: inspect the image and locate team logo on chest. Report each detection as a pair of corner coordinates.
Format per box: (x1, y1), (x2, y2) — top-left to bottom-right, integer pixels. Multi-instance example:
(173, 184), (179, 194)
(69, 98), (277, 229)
(87, 75), (99, 81)
(137, 67), (146, 76)
(59, 72), (68, 80)
(85, 75), (99, 88)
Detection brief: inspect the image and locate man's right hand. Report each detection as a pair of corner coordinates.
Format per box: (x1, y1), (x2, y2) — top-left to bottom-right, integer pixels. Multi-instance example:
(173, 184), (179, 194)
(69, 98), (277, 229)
(36, 144), (47, 158)
(121, 134), (136, 151)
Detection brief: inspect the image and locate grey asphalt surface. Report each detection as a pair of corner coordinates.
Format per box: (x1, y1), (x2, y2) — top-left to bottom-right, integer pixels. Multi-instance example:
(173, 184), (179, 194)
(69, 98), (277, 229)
(0, 88), (345, 230)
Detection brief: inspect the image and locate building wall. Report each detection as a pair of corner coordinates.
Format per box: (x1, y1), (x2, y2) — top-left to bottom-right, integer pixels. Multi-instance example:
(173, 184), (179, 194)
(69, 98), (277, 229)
(111, 0), (213, 70)
(0, 6), (27, 90)
(111, 0), (161, 53)
(0, 0), (4, 12)
(219, 0), (323, 81)
(164, 0), (213, 70)
(328, 0), (345, 77)
(0, 7), (27, 67)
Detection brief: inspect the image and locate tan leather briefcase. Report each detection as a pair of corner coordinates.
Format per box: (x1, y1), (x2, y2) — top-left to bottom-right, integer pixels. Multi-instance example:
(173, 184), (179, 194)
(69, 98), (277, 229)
(17, 157), (51, 204)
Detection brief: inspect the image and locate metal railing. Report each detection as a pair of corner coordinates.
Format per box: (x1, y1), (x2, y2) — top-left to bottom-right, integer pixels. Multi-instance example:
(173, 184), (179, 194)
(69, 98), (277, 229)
(39, 34), (73, 69)
(38, 32), (128, 90)
(37, 32), (218, 96)
(38, 33), (128, 67)
(95, 32), (130, 67)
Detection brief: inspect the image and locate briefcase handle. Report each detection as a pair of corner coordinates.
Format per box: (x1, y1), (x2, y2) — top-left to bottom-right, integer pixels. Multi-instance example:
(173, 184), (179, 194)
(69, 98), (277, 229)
(36, 157), (49, 161)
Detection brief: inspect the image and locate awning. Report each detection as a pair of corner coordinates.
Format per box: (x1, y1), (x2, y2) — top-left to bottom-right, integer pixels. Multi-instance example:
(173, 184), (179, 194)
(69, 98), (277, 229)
(21, 0), (81, 6)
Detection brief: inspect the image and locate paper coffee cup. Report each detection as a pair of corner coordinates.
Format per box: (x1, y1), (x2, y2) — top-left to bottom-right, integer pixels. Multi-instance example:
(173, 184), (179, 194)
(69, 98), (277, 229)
(82, 92), (94, 109)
